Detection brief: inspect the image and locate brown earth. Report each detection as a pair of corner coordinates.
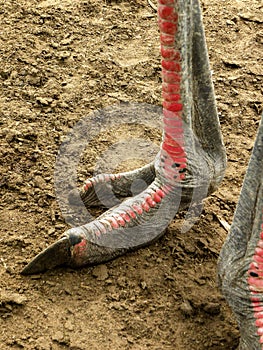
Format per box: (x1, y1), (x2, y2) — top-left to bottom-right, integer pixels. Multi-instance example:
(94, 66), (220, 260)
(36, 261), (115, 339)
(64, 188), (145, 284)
(0, 0), (262, 349)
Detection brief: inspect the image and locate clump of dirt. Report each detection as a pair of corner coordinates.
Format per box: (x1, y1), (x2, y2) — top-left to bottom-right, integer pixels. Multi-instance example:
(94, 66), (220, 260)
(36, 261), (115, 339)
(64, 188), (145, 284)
(0, 0), (262, 349)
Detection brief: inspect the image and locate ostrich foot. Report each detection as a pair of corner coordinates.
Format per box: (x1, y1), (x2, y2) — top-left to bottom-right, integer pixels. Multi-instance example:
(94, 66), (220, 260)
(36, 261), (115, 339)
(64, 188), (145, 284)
(22, 176), (182, 274)
(21, 0), (227, 275)
(218, 116), (263, 350)
(22, 135), (224, 275)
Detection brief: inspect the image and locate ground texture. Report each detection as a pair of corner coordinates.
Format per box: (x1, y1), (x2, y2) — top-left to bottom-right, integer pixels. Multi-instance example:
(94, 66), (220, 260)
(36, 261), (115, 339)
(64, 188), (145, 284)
(0, 0), (262, 349)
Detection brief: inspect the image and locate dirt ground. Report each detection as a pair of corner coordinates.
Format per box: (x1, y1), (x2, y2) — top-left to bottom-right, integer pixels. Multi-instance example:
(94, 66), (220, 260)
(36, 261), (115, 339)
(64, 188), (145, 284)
(0, 0), (262, 349)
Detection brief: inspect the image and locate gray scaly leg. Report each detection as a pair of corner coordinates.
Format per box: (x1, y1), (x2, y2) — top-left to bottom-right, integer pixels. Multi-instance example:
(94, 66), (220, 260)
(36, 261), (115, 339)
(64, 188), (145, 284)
(218, 114), (263, 350)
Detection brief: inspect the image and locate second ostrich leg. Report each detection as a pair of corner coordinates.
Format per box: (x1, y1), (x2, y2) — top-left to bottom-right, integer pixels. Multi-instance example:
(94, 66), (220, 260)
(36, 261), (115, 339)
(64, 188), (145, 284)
(22, 0), (226, 274)
(218, 114), (263, 350)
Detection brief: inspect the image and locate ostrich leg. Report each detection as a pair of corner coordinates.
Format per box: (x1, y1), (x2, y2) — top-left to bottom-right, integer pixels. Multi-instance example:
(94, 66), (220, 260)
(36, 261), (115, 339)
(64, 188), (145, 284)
(218, 114), (263, 350)
(21, 0), (226, 274)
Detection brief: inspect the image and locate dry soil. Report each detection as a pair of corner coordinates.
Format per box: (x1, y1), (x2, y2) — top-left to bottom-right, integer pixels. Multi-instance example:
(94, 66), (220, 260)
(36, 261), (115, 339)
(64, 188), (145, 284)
(0, 0), (262, 349)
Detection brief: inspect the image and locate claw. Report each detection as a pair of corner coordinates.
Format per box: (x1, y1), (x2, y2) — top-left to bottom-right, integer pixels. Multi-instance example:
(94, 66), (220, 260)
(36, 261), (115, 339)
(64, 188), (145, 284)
(21, 236), (72, 275)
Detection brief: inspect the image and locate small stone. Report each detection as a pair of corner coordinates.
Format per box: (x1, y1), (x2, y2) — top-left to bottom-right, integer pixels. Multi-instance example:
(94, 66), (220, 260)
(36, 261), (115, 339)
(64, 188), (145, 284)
(203, 302), (221, 315)
(105, 279), (113, 284)
(226, 19), (235, 25)
(10, 70), (18, 79)
(60, 37), (73, 45)
(140, 281), (147, 290)
(5, 130), (22, 143)
(64, 319), (74, 331)
(52, 331), (64, 342)
(48, 228), (56, 235)
(92, 265), (109, 281)
(0, 290), (27, 309)
(35, 336), (51, 350)
(36, 97), (53, 106)
(116, 276), (127, 288)
(57, 51), (71, 60)
(8, 173), (23, 189)
(34, 175), (46, 189)
(180, 300), (194, 316)
(88, 79), (97, 88)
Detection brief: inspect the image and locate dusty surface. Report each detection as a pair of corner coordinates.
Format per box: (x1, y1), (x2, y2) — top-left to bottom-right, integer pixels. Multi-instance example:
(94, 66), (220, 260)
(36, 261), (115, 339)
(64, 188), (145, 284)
(0, 0), (262, 349)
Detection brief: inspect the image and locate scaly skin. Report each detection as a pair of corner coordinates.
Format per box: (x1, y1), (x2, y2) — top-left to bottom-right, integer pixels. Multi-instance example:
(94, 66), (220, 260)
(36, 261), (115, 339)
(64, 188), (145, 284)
(218, 115), (263, 350)
(22, 0), (226, 274)
(80, 162), (156, 208)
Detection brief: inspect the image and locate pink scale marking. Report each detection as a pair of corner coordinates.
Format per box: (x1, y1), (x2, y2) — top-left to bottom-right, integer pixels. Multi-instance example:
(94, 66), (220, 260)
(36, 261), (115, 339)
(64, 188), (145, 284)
(256, 247), (263, 256)
(156, 189), (165, 198)
(84, 181), (92, 190)
(256, 319), (263, 327)
(163, 127), (184, 138)
(114, 215), (126, 227)
(142, 202), (150, 212)
(163, 101), (183, 112)
(146, 196), (157, 208)
(127, 209), (136, 219)
(163, 119), (183, 128)
(120, 213), (131, 223)
(158, 5), (178, 22)
(162, 83), (180, 94)
(108, 217), (119, 229)
(132, 204), (143, 215)
(158, 19), (177, 35)
(251, 261), (263, 270)
(161, 47), (180, 60)
(162, 144), (186, 156)
(152, 192), (162, 203)
(162, 61), (181, 72)
(160, 34), (175, 46)
(162, 92), (181, 101)
(255, 312), (263, 319)
(250, 262), (259, 269)
(253, 306), (263, 312)
(74, 239), (87, 255)
(163, 141), (185, 151)
(162, 71), (181, 83)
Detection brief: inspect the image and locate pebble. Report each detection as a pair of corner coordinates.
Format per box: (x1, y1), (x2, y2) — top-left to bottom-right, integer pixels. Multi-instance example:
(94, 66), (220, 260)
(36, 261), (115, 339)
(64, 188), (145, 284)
(203, 302), (221, 315)
(180, 300), (194, 316)
(0, 290), (27, 305)
(35, 336), (51, 350)
(36, 97), (53, 106)
(140, 281), (147, 290)
(34, 175), (46, 188)
(64, 319), (74, 331)
(52, 331), (64, 342)
(92, 265), (109, 281)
